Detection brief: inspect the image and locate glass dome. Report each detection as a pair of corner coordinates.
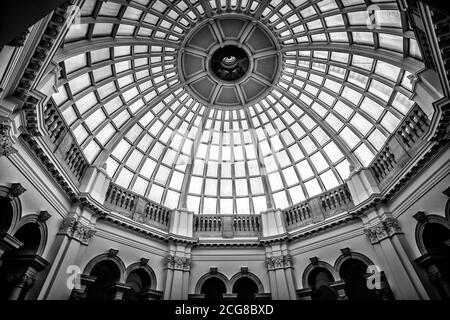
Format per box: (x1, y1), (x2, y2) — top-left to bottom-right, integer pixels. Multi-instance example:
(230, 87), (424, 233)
(50, 0), (424, 215)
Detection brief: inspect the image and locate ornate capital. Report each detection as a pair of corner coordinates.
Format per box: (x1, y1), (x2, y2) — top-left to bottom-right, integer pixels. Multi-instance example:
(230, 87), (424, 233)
(58, 216), (96, 245)
(265, 254), (293, 271)
(2, 273), (35, 288)
(8, 183), (26, 198)
(165, 255), (191, 271)
(365, 217), (402, 244)
(0, 120), (17, 158)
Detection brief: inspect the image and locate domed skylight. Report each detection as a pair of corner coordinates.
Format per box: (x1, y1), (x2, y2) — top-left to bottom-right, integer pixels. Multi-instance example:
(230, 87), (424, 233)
(50, 0), (424, 215)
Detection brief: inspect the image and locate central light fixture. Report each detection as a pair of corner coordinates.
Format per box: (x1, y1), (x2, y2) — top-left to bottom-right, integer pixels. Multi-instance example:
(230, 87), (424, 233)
(211, 45), (249, 81)
(179, 15), (280, 107)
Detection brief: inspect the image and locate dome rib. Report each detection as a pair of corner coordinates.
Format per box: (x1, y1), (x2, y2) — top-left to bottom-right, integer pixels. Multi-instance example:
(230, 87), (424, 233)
(93, 84), (184, 167)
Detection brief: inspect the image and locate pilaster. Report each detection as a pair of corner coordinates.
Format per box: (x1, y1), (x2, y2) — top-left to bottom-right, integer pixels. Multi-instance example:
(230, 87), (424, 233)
(163, 244), (192, 300)
(362, 208), (429, 300)
(264, 243), (297, 300)
(37, 203), (97, 300)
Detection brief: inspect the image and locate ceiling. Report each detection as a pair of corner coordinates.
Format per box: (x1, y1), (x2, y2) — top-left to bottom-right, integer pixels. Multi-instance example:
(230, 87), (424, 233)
(50, 0), (424, 215)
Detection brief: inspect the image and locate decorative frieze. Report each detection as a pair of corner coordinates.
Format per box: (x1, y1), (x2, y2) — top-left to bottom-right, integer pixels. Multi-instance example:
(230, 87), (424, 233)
(58, 216), (96, 245)
(165, 255), (191, 271)
(265, 254), (293, 271)
(365, 217), (402, 244)
(0, 120), (17, 158)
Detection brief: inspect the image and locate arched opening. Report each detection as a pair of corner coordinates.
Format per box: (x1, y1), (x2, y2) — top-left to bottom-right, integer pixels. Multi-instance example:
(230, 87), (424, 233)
(308, 268), (337, 300)
(200, 277), (226, 300)
(0, 223), (43, 300)
(0, 197), (14, 233)
(13, 224), (41, 254)
(420, 223), (450, 299)
(124, 268), (152, 300)
(339, 259), (379, 300)
(85, 260), (121, 300)
(423, 223), (450, 254)
(232, 277), (258, 300)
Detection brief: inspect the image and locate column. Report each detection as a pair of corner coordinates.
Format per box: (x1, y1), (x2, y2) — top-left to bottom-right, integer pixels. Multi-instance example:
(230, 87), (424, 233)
(37, 204), (97, 300)
(363, 209), (429, 300)
(163, 244), (192, 300)
(5, 274), (35, 300)
(264, 243), (297, 300)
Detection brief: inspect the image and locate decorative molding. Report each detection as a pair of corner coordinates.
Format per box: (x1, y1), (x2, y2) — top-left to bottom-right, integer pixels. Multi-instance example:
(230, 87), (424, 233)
(309, 257), (319, 266)
(210, 267), (218, 275)
(165, 255), (191, 271)
(0, 120), (17, 157)
(7, 29), (30, 47)
(340, 248), (351, 257)
(8, 183), (26, 198)
(413, 211), (428, 223)
(37, 210), (51, 222)
(58, 216), (96, 245)
(365, 217), (403, 244)
(108, 248), (119, 258)
(265, 254), (293, 271)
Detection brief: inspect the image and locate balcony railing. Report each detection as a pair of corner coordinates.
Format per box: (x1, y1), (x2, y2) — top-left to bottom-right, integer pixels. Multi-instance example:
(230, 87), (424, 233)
(369, 105), (430, 186)
(104, 183), (171, 231)
(193, 215), (261, 238)
(42, 100), (88, 183)
(283, 184), (354, 231)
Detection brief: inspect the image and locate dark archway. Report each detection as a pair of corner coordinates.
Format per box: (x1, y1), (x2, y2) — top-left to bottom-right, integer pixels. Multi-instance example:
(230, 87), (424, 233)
(423, 223), (450, 254)
(232, 277), (258, 300)
(421, 223), (450, 299)
(85, 260), (121, 300)
(339, 258), (379, 300)
(201, 277), (226, 300)
(124, 268), (152, 300)
(0, 197), (14, 233)
(308, 267), (337, 300)
(0, 223), (42, 300)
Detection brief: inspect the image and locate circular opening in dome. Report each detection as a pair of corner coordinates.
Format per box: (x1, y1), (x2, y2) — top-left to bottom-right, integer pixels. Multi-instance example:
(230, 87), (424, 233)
(211, 45), (249, 81)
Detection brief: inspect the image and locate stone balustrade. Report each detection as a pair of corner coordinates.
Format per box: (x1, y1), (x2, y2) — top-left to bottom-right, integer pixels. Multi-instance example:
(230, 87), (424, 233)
(369, 105), (430, 185)
(193, 214), (261, 238)
(104, 183), (171, 230)
(42, 100), (88, 182)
